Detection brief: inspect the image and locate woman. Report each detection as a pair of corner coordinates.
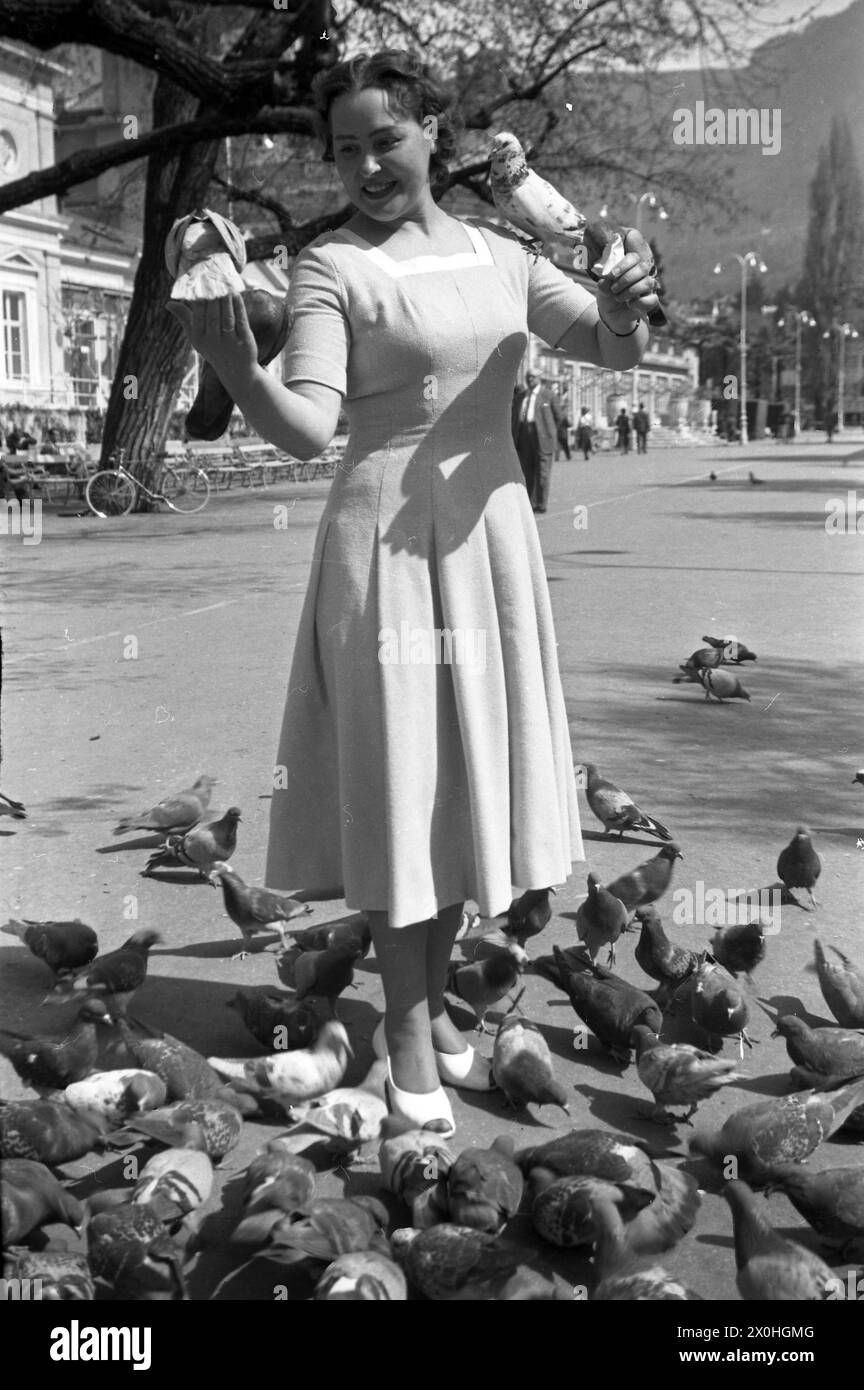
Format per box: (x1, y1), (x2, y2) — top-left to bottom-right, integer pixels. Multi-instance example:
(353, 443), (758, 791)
(167, 51), (658, 1135)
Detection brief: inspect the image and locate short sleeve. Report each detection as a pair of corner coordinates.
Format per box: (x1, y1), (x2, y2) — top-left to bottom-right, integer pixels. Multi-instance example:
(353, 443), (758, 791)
(527, 250), (599, 352)
(281, 241), (350, 395)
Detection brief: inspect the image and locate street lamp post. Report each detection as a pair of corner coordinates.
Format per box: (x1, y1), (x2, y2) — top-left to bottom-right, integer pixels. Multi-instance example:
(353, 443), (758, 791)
(609, 192), (670, 410)
(822, 322), (860, 434)
(777, 310), (816, 436)
(713, 252), (767, 444)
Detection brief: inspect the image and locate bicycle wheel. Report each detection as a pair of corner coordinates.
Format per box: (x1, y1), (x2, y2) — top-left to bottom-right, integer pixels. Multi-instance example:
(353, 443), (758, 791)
(86, 470), (136, 517)
(161, 467), (211, 513)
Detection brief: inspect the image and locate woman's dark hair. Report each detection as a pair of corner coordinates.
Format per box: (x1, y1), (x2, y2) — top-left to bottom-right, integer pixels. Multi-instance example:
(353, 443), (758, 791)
(311, 49), (461, 198)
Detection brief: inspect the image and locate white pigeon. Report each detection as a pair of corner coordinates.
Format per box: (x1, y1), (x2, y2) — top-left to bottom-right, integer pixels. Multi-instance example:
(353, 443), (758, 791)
(489, 132), (586, 247)
(208, 1020), (353, 1102)
(165, 209), (247, 301)
(489, 131), (667, 327)
(64, 1070), (166, 1124)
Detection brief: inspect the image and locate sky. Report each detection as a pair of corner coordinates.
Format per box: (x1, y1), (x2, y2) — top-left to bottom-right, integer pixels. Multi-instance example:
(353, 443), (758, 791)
(680, 0), (861, 64)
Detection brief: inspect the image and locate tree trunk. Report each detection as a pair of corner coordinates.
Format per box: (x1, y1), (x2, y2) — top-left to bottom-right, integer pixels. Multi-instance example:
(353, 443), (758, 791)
(101, 65), (221, 506)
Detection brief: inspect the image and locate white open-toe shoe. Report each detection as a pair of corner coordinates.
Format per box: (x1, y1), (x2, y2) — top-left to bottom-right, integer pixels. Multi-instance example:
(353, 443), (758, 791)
(434, 1044), (497, 1091)
(385, 1061), (456, 1137)
(373, 1021), (456, 1136)
(374, 1019), (495, 1094)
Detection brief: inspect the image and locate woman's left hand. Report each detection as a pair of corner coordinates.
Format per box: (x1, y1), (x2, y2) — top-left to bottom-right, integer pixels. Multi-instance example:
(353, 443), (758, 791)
(594, 227), (661, 327)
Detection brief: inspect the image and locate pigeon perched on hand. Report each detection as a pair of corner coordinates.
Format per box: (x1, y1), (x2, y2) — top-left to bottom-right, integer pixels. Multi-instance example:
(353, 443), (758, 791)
(575, 873), (629, 966)
(777, 826), (821, 909)
(489, 132), (586, 247)
(56, 929), (162, 1017)
(690, 1076), (864, 1184)
(113, 774), (216, 837)
(812, 939), (864, 1027)
(0, 996), (115, 1089)
(491, 1017), (569, 1113)
(632, 1025), (745, 1125)
(1, 1158), (84, 1242)
(143, 808), (240, 879)
(1, 917), (99, 979)
(633, 905), (699, 1000)
(445, 945), (523, 1031)
(488, 136), (665, 324)
(605, 844), (683, 916)
(724, 1178), (838, 1300)
(164, 211), (292, 440)
(581, 763), (672, 842)
(208, 1020), (353, 1103)
(535, 945), (662, 1063)
(209, 862), (311, 956)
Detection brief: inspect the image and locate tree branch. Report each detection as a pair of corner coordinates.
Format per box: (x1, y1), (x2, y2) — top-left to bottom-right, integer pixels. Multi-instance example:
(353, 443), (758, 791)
(211, 174), (296, 234)
(0, 108), (316, 214)
(0, 0), (318, 109)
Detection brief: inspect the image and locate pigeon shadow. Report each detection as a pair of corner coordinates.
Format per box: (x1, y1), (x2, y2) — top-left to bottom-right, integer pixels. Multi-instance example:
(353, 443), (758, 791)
(95, 834), (167, 854)
(154, 937), (283, 961)
(579, 830), (670, 848)
(758, 993), (834, 1029)
(136, 868), (213, 885)
(727, 1070), (794, 1097)
(574, 1082), (687, 1153)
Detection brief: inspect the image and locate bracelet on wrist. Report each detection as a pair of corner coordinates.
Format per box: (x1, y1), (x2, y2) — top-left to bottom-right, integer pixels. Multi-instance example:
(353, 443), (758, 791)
(599, 317), (641, 338)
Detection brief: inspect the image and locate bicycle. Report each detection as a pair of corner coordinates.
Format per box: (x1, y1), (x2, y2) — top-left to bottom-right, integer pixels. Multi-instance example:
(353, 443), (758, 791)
(85, 448), (211, 517)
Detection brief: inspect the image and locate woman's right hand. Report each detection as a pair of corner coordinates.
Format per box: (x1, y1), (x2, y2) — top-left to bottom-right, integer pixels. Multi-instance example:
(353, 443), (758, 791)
(165, 293), (259, 390)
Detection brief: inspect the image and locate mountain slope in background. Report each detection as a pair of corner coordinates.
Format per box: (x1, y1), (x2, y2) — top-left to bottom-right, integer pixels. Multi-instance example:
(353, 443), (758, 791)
(648, 0), (864, 301)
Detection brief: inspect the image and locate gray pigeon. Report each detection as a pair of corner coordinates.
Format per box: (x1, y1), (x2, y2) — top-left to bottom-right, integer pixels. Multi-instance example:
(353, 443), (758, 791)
(581, 763), (672, 841)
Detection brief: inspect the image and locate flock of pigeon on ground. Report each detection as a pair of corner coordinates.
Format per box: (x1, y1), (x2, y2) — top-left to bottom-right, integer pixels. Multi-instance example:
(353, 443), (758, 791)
(2, 632), (864, 1301)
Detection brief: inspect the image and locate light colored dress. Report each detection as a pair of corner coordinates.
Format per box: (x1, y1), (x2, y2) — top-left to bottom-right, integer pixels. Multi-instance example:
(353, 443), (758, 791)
(265, 217), (594, 927)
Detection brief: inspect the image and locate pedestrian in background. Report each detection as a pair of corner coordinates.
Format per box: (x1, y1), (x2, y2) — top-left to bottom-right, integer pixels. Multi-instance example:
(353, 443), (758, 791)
(634, 401), (650, 454)
(576, 406), (593, 460)
(513, 370), (558, 512)
(555, 392), (572, 460)
(615, 407), (631, 454)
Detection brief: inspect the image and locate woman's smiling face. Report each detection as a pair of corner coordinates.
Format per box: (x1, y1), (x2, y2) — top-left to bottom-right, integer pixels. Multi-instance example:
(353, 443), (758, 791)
(330, 86), (434, 222)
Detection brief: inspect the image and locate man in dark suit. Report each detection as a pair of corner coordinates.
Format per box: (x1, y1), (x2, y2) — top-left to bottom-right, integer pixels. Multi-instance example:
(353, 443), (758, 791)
(512, 372), (558, 513)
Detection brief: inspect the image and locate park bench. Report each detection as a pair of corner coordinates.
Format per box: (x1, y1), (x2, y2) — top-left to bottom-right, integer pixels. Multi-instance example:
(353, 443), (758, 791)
(0, 452), (94, 505)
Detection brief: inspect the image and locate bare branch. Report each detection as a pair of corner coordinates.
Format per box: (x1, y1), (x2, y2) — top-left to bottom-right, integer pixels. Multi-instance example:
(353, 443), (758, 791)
(0, 0), (315, 107)
(0, 108), (315, 215)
